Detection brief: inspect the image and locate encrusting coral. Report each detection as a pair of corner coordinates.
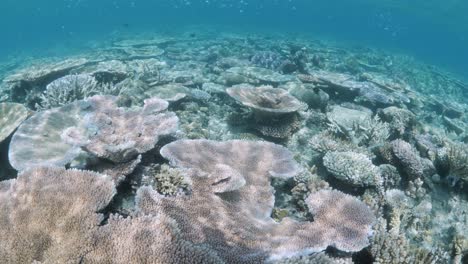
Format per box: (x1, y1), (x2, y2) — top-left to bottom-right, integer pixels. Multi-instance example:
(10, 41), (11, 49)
(134, 139), (376, 262)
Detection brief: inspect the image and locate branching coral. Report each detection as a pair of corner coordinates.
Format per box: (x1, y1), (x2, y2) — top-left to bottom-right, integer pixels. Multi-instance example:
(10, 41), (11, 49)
(326, 105), (390, 147)
(378, 106), (416, 137)
(145, 164), (191, 196)
(135, 139), (375, 262)
(37, 74), (101, 109)
(323, 151), (382, 187)
(437, 143), (468, 184)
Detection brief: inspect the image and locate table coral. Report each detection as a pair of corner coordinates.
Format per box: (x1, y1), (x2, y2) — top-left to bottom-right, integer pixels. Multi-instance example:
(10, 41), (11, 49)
(134, 139), (376, 262)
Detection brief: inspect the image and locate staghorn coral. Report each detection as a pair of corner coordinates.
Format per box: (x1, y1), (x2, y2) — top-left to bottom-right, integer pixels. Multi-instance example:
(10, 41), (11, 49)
(0, 166), (115, 263)
(76, 96), (178, 163)
(0, 102), (29, 143)
(37, 74), (101, 109)
(135, 139), (375, 262)
(323, 151), (382, 187)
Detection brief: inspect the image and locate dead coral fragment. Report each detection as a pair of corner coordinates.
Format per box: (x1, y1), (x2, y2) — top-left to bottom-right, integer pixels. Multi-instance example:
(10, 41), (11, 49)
(0, 167), (115, 263)
(0, 102), (28, 143)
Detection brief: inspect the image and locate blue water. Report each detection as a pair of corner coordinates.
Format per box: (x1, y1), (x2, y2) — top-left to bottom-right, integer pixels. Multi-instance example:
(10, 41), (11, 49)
(1, 0), (467, 78)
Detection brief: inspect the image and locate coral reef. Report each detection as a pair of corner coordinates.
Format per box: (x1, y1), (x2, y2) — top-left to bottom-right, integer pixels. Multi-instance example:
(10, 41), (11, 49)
(0, 31), (467, 263)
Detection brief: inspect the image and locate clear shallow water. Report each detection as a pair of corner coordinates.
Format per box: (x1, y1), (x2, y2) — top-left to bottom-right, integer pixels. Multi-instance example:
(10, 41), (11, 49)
(1, 0), (467, 78)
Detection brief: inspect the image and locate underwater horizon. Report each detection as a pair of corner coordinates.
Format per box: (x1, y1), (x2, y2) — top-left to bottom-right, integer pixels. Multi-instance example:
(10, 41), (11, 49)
(1, 0), (468, 78)
(0, 1), (467, 263)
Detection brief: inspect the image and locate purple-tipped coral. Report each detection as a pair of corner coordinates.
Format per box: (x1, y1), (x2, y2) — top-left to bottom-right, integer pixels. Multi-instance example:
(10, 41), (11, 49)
(135, 139), (375, 262)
